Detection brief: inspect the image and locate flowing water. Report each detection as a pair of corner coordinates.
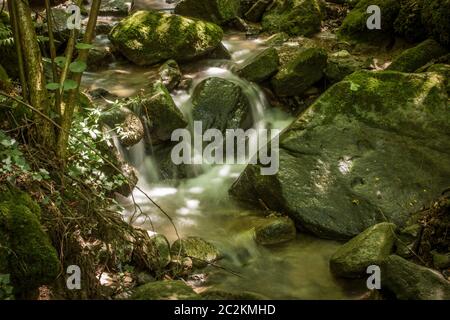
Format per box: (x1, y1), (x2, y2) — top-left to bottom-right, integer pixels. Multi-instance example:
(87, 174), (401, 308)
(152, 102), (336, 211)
(82, 24), (367, 300)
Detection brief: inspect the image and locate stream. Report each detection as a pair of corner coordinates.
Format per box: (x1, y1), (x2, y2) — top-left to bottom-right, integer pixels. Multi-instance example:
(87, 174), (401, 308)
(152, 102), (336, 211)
(81, 3), (368, 300)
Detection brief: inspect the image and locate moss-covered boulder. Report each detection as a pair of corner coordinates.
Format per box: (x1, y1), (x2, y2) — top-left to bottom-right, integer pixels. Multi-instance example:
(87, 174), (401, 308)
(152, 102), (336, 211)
(236, 47), (279, 83)
(191, 77), (252, 132)
(422, 0), (450, 47)
(394, 0), (426, 43)
(171, 237), (220, 269)
(129, 82), (188, 145)
(131, 280), (199, 300)
(245, 0), (272, 22)
(324, 50), (368, 83)
(230, 71), (450, 240)
(271, 47), (328, 97)
(338, 0), (400, 42)
(387, 39), (447, 73)
(427, 64), (450, 94)
(262, 0), (323, 37)
(381, 255), (450, 300)
(330, 223), (396, 278)
(174, 0), (240, 25)
(0, 187), (59, 295)
(99, 106), (144, 147)
(158, 60), (182, 92)
(109, 10), (224, 65)
(254, 215), (296, 246)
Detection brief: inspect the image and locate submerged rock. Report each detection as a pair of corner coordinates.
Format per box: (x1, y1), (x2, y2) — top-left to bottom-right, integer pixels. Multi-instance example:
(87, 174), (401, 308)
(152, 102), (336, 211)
(330, 222), (396, 278)
(0, 187), (59, 295)
(236, 47), (279, 83)
(132, 280), (199, 300)
(175, 0), (240, 25)
(262, 0), (324, 37)
(254, 215), (296, 246)
(191, 77), (252, 132)
(109, 10), (223, 65)
(381, 255), (450, 300)
(171, 237), (220, 269)
(158, 60), (182, 92)
(387, 39), (447, 73)
(338, 0), (400, 42)
(230, 70), (450, 240)
(271, 47), (328, 97)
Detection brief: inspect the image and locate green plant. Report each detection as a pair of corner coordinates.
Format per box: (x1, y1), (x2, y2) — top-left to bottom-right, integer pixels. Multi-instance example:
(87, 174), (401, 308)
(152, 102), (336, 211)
(0, 274), (14, 300)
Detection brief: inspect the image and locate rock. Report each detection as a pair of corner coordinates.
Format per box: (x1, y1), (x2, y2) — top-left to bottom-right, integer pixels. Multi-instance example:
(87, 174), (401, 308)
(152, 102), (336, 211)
(254, 215), (296, 245)
(171, 237), (220, 269)
(201, 289), (268, 300)
(262, 0), (323, 37)
(98, 0), (130, 16)
(131, 230), (171, 271)
(229, 70), (450, 240)
(325, 50), (368, 83)
(236, 47), (279, 83)
(129, 82), (188, 145)
(109, 10), (223, 66)
(338, 0), (400, 42)
(271, 47), (328, 97)
(422, 0), (450, 47)
(135, 272), (155, 285)
(394, 0), (427, 43)
(381, 255), (450, 300)
(265, 32), (289, 46)
(148, 233), (172, 269)
(245, 0), (272, 22)
(230, 17), (250, 32)
(191, 77), (252, 132)
(87, 46), (115, 71)
(387, 39), (447, 73)
(158, 60), (182, 91)
(395, 223), (421, 258)
(330, 223), (396, 278)
(99, 106), (144, 147)
(131, 280), (199, 300)
(0, 187), (59, 295)
(208, 42), (232, 60)
(427, 64), (450, 94)
(432, 251), (450, 269)
(174, 0), (240, 25)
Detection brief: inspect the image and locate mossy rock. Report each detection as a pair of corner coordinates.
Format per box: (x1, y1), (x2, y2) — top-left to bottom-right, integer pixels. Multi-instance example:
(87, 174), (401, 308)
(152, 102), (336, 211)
(387, 39), (448, 73)
(131, 280), (199, 300)
(394, 0), (426, 43)
(191, 77), (252, 132)
(0, 187), (59, 294)
(109, 10), (224, 65)
(175, 0), (240, 25)
(324, 50), (368, 83)
(262, 0), (323, 37)
(422, 0), (450, 47)
(99, 106), (144, 147)
(427, 64), (450, 94)
(245, 0), (272, 22)
(330, 222), (396, 278)
(338, 0), (400, 42)
(254, 216), (296, 246)
(171, 237), (220, 269)
(236, 47), (280, 83)
(381, 255), (450, 300)
(158, 60), (182, 91)
(128, 82), (188, 145)
(271, 47), (328, 97)
(265, 32), (290, 47)
(230, 70), (450, 240)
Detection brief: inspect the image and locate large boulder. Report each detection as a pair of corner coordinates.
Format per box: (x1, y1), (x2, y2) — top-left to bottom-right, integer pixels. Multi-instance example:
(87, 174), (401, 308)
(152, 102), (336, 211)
(330, 222), (396, 278)
(175, 0), (240, 25)
(236, 47), (280, 83)
(422, 0), (450, 47)
(324, 50), (368, 83)
(387, 39), (447, 73)
(338, 0), (400, 42)
(131, 280), (199, 300)
(191, 77), (252, 132)
(109, 10), (223, 65)
(230, 70), (450, 240)
(381, 255), (450, 300)
(271, 47), (328, 97)
(262, 0), (324, 37)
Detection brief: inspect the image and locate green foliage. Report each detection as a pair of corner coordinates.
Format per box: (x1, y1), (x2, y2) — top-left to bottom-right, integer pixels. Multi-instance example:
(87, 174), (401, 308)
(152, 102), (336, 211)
(0, 22), (13, 49)
(0, 274), (14, 300)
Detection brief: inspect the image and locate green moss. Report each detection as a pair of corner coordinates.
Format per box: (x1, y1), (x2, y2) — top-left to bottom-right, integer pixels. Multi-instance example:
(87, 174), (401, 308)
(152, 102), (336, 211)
(175, 0), (240, 25)
(422, 0), (450, 47)
(262, 0), (323, 36)
(132, 280), (199, 300)
(394, 0), (426, 43)
(338, 0), (400, 42)
(0, 187), (59, 294)
(171, 237), (220, 269)
(427, 64), (450, 94)
(387, 39), (447, 72)
(237, 47), (279, 83)
(109, 10), (223, 65)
